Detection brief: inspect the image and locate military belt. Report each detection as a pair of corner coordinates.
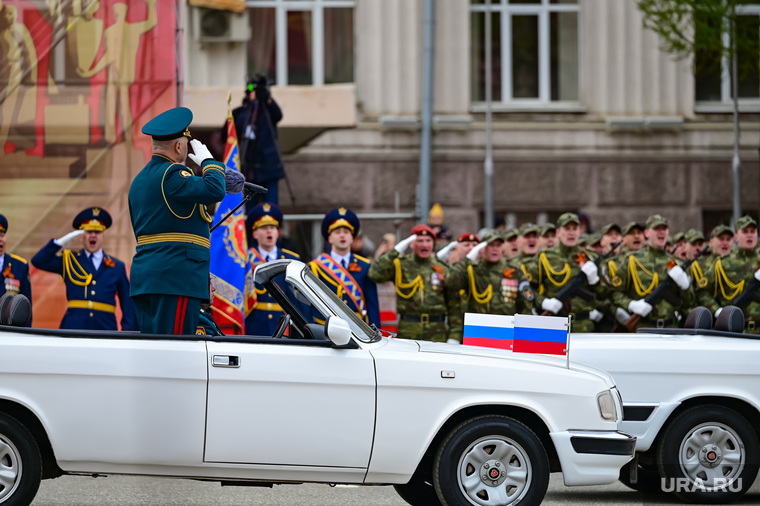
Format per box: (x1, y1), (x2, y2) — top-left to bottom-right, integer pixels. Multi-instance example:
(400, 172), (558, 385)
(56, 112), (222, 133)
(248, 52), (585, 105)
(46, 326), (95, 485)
(401, 313), (445, 324)
(137, 233), (210, 249)
(254, 302), (283, 312)
(68, 300), (116, 313)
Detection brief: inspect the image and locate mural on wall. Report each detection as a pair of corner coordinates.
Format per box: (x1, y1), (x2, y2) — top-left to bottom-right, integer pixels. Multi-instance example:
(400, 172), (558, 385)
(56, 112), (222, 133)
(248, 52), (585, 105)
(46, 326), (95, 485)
(0, 0), (177, 174)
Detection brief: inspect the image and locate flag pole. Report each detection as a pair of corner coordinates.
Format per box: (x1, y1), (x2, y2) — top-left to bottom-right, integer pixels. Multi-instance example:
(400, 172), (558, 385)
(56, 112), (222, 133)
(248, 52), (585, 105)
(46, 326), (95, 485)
(566, 314), (572, 369)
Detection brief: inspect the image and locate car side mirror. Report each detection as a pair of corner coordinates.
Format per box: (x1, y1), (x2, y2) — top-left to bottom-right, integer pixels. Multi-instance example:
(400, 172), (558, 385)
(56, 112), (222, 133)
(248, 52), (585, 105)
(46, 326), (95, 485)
(325, 316), (352, 346)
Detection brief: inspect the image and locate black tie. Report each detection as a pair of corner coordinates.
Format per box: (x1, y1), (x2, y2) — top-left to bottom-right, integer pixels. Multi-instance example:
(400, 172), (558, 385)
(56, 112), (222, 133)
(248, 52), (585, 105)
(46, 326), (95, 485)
(266, 255), (271, 263)
(341, 259), (347, 268)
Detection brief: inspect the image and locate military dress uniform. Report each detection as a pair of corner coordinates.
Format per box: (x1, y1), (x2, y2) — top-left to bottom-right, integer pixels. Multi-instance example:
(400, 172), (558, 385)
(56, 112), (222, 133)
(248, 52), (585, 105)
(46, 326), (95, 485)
(129, 107), (226, 334)
(369, 224), (451, 342)
(32, 208), (137, 330)
(309, 207), (380, 328)
(0, 215), (32, 325)
(196, 307), (224, 336)
(696, 216), (760, 333)
(444, 232), (480, 342)
(245, 203), (300, 335)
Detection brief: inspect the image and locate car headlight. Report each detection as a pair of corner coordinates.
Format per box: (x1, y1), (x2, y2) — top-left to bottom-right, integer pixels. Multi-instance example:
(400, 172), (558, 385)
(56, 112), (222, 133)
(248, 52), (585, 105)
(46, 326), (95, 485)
(597, 390), (618, 422)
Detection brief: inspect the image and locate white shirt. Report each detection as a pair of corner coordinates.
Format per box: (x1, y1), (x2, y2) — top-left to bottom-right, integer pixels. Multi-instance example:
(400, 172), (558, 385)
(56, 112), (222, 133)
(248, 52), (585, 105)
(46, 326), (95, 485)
(259, 247), (278, 263)
(85, 249), (104, 270)
(330, 251), (351, 269)
(0, 255), (4, 273)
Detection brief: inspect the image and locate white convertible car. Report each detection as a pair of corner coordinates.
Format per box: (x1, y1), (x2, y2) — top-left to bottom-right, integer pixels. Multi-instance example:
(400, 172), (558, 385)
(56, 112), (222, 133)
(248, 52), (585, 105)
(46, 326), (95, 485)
(571, 308), (760, 504)
(0, 260), (634, 506)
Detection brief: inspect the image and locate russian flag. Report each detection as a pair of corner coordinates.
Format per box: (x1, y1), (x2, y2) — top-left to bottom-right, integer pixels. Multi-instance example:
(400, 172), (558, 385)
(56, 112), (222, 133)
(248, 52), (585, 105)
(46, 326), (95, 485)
(463, 313), (514, 350)
(513, 314), (569, 355)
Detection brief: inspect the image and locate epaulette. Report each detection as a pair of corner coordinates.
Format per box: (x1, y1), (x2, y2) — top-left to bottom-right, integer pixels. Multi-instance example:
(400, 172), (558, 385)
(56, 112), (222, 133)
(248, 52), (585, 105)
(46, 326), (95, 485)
(353, 254), (370, 264)
(9, 254), (27, 264)
(282, 248), (301, 259)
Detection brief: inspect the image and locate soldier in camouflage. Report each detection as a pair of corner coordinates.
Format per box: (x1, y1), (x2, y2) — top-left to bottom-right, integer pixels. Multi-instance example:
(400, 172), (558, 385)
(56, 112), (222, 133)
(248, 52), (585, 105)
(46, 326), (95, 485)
(448, 231), (534, 326)
(671, 232), (687, 259)
(508, 223), (540, 275)
(437, 233), (480, 342)
(369, 224), (452, 342)
(524, 213), (605, 332)
(609, 214), (693, 331)
(537, 224), (556, 251)
(696, 215), (760, 333)
(500, 229), (519, 260)
(709, 225), (734, 262)
(682, 228), (709, 316)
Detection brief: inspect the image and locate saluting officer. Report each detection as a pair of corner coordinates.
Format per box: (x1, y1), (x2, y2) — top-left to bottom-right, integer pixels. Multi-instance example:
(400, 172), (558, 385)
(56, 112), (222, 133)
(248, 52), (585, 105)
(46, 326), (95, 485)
(524, 213), (604, 332)
(369, 224), (451, 342)
(32, 207), (136, 330)
(609, 214), (692, 331)
(129, 107), (239, 335)
(437, 233), (481, 342)
(697, 215), (760, 332)
(310, 207), (380, 328)
(245, 202), (300, 335)
(0, 214), (32, 324)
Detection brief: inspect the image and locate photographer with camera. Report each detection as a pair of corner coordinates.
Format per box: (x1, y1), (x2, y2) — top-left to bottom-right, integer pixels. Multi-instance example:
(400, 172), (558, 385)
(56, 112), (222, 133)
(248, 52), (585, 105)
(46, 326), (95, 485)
(224, 74), (284, 205)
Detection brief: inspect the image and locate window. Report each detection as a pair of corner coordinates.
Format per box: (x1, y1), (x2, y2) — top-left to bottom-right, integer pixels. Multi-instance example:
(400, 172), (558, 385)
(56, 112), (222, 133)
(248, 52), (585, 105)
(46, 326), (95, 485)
(470, 0), (579, 105)
(247, 0), (354, 86)
(695, 3), (760, 107)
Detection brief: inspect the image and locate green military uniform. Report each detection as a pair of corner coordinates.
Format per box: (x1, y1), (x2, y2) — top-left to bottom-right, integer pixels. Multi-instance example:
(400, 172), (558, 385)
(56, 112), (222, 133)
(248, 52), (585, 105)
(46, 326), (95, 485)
(368, 225), (451, 342)
(609, 216), (693, 331)
(196, 307), (224, 336)
(696, 216), (760, 333)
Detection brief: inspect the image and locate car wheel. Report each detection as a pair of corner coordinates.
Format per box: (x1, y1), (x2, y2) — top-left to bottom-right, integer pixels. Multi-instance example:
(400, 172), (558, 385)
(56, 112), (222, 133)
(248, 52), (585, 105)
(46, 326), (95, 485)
(657, 405), (760, 503)
(618, 462), (665, 494)
(0, 413), (42, 506)
(393, 470), (443, 506)
(433, 415), (549, 506)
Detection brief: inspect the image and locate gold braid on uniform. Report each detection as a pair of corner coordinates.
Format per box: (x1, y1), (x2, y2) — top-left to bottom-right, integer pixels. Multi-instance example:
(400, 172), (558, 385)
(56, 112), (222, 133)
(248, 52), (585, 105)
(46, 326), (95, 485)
(537, 252), (571, 295)
(161, 164), (212, 223)
(628, 255), (658, 297)
(690, 261), (704, 285)
(467, 264), (492, 309)
(310, 262), (344, 298)
(713, 259), (744, 301)
(62, 250), (92, 298)
(393, 257), (424, 301)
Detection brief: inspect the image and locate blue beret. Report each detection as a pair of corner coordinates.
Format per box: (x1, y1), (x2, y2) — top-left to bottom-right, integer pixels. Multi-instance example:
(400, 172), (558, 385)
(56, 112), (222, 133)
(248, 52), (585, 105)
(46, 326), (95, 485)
(141, 107), (193, 140)
(0, 214), (7, 233)
(73, 207), (112, 231)
(321, 207), (360, 240)
(247, 203), (283, 231)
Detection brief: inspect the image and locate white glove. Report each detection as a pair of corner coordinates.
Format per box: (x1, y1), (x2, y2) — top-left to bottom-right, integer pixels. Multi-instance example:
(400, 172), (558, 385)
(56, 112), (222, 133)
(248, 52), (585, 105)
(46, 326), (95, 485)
(615, 307), (632, 325)
(668, 265), (690, 291)
(224, 168), (245, 193)
(394, 234), (417, 254)
(541, 297), (562, 315)
(628, 299), (653, 317)
(755, 269), (760, 282)
(436, 241), (458, 260)
(589, 309), (603, 322)
(55, 229), (85, 247)
(581, 261), (599, 285)
(187, 139), (213, 166)
(715, 307), (723, 319)
(466, 241), (488, 262)
(446, 338), (461, 345)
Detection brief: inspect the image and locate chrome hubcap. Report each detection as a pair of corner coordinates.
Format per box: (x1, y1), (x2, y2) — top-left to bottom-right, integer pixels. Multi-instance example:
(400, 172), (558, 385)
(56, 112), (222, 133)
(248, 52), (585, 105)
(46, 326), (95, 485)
(0, 435), (22, 502)
(458, 436), (531, 505)
(679, 423), (744, 489)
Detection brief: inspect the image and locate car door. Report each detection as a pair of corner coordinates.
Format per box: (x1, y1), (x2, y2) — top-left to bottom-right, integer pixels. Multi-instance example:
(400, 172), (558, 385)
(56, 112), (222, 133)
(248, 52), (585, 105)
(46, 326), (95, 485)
(204, 338), (376, 469)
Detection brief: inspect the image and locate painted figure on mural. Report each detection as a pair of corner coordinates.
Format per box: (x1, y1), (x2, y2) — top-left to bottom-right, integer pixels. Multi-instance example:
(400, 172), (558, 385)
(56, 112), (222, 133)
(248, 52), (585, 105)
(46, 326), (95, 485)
(0, 2), (38, 154)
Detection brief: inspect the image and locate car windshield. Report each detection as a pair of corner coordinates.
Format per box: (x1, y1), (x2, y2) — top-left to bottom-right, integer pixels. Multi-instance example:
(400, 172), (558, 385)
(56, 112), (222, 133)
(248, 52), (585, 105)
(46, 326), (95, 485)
(301, 269), (379, 343)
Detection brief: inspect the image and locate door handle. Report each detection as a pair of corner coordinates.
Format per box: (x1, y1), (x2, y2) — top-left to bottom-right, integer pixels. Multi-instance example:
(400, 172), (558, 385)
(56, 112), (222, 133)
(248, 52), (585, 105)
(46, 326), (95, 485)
(212, 355), (240, 367)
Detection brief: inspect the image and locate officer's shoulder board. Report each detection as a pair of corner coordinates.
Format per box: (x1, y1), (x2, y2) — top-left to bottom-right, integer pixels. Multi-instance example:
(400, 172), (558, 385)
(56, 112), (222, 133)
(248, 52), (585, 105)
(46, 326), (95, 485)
(353, 254), (370, 265)
(282, 248), (301, 259)
(9, 254), (27, 264)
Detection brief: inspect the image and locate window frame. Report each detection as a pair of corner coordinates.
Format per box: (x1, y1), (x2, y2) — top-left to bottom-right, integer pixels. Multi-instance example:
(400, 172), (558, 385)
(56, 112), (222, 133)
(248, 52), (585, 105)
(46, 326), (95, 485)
(470, 0), (582, 109)
(247, 0), (355, 86)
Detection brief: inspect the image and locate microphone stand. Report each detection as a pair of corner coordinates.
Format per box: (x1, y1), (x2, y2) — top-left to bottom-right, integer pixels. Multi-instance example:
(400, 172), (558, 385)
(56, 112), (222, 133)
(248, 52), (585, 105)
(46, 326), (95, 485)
(210, 187), (266, 233)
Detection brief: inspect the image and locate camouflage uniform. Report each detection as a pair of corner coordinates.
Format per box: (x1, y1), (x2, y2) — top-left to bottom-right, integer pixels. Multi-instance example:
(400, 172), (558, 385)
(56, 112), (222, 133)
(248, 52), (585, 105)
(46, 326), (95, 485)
(369, 246), (451, 343)
(443, 232), (481, 342)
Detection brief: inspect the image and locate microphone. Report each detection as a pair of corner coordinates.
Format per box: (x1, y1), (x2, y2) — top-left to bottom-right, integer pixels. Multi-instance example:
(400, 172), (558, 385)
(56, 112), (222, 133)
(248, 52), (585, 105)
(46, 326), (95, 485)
(244, 182), (268, 194)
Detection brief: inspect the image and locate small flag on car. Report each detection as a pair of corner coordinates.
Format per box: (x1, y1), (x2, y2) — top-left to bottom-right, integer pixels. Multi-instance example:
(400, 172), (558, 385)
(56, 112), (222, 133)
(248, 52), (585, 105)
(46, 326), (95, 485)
(463, 313), (514, 350)
(513, 314), (569, 356)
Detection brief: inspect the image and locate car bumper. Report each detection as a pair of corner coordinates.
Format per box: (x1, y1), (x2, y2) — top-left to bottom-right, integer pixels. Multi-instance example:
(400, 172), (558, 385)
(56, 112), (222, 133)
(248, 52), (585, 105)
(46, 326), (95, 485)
(550, 430), (636, 486)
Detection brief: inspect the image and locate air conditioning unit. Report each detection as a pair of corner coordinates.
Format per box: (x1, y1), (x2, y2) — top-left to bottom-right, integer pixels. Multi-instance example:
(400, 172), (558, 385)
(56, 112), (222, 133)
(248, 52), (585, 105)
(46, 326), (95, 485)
(191, 6), (250, 43)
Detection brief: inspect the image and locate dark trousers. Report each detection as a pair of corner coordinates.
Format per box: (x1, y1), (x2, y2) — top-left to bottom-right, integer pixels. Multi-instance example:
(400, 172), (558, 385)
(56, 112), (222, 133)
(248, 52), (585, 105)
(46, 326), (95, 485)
(132, 294), (201, 335)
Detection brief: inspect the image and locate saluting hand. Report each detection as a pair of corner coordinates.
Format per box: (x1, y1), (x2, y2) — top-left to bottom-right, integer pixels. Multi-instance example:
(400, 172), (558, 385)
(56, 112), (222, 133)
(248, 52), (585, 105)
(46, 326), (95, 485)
(394, 234), (417, 254)
(55, 230), (85, 248)
(466, 241), (488, 262)
(436, 241), (458, 261)
(188, 139), (213, 166)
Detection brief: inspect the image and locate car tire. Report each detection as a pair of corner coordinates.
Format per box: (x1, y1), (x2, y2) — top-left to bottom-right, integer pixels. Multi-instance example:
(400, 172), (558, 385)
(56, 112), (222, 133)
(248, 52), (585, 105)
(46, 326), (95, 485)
(618, 462), (665, 495)
(433, 415), (549, 506)
(393, 470), (443, 506)
(0, 413), (42, 506)
(656, 405), (759, 504)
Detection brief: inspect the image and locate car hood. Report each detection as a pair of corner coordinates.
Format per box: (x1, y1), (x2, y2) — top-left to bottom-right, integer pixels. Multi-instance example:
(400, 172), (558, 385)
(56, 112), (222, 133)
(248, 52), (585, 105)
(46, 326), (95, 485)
(388, 338), (617, 388)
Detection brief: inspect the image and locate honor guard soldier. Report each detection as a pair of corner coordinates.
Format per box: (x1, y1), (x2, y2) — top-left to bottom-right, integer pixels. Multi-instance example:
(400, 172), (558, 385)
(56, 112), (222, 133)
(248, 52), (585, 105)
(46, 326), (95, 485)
(129, 107), (238, 335)
(32, 207), (137, 330)
(609, 214), (693, 331)
(369, 224), (451, 342)
(310, 207), (380, 328)
(697, 216), (760, 332)
(245, 203), (300, 335)
(524, 213), (605, 332)
(0, 214), (32, 324)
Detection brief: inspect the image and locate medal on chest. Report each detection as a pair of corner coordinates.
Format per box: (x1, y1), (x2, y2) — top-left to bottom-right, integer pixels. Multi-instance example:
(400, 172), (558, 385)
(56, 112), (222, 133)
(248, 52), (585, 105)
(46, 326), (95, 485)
(4, 277), (20, 295)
